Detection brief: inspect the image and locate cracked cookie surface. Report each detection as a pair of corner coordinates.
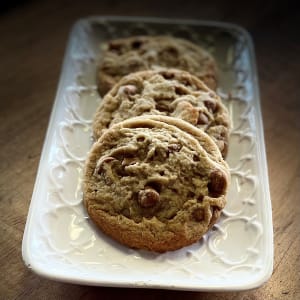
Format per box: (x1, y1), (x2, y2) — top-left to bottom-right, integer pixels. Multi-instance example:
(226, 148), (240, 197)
(84, 116), (230, 252)
(93, 69), (230, 157)
(97, 35), (218, 96)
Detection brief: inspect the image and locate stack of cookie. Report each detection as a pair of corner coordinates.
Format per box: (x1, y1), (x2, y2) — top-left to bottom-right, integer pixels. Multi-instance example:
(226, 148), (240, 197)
(83, 36), (231, 252)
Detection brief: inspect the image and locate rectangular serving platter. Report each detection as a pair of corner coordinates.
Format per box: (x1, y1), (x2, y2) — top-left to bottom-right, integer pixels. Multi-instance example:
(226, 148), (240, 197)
(22, 16), (273, 291)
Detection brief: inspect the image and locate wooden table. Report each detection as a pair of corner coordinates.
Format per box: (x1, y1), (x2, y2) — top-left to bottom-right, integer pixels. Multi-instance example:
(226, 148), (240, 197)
(1, 1), (299, 299)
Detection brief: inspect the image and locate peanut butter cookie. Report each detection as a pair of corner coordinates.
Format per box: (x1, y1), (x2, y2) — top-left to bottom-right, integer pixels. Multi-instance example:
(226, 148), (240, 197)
(93, 69), (230, 157)
(84, 116), (230, 252)
(97, 35), (217, 96)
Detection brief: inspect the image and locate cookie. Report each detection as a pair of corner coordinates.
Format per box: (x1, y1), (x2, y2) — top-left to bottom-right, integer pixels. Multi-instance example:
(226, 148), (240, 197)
(97, 35), (217, 96)
(93, 69), (230, 157)
(84, 116), (230, 252)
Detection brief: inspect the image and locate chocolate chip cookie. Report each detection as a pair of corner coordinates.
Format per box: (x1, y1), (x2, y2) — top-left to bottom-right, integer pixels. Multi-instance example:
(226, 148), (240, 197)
(93, 69), (230, 157)
(97, 35), (217, 96)
(84, 116), (230, 252)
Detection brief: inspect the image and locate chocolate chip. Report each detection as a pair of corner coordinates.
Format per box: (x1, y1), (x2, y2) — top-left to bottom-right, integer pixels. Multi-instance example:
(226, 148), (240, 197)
(208, 170), (227, 197)
(164, 46), (178, 56)
(161, 72), (175, 80)
(193, 154), (200, 162)
(197, 195), (204, 202)
(193, 208), (204, 221)
(197, 112), (209, 125)
(136, 136), (145, 142)
(187, 191), (195, 198)
(204, 100), (217, 112)
(131, 40), (142, 49)
(138, 188), (160, 208)
(181, 79), (192, 87)
(108, 42), (122, 54)
(155, 101), (172, 112)
(174, 86), (187, 95)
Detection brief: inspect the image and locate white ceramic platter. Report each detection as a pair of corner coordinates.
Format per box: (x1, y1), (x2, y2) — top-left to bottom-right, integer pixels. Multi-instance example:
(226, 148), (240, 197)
(22, 17), (273, 291)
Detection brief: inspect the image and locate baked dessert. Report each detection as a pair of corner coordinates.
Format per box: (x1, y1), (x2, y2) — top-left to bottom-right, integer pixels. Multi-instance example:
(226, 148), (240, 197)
(93, 69), (230, 157)
(84, 116), (230, 252)
(97, 35), (217, 96)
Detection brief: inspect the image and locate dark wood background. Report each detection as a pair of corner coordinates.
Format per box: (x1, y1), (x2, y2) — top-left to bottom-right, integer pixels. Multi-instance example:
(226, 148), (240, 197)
(0, 0), (299, 299)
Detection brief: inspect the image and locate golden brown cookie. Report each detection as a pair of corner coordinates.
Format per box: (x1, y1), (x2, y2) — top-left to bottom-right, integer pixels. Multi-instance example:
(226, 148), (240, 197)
(93, 69), (230, 157)
(84, 116), (230, 252)
(97, 35), (217, 96)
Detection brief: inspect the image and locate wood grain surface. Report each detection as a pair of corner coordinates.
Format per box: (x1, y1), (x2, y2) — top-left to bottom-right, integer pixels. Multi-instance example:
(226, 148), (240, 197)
(0, 0), (299, 299)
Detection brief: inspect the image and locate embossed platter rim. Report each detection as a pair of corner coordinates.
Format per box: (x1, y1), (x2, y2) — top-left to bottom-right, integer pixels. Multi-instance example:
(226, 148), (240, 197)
(22, 16), (273, 291)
